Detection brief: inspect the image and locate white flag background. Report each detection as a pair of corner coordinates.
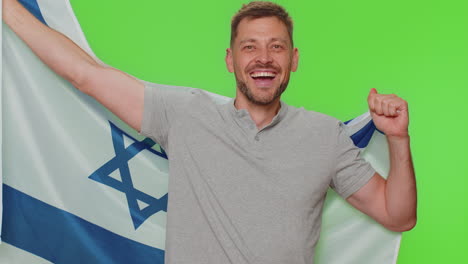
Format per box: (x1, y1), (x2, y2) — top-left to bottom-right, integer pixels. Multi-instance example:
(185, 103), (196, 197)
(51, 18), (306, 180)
(0, 0), (3, 241)
(0, 0), (401, 263)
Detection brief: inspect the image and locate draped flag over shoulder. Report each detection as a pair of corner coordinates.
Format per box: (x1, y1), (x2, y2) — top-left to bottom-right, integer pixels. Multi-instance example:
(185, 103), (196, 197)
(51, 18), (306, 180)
(1, 0), (401, 263)
(0, 0), (3, 243)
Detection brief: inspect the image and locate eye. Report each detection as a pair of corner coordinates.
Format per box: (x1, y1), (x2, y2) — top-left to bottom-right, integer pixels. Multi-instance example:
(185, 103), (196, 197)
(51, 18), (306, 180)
(272, 44), (283, 50)
(243, 45), (255, 50)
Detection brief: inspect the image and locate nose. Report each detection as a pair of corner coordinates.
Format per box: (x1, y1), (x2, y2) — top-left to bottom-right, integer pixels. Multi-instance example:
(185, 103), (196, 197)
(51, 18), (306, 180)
(255, 48), (273, 64)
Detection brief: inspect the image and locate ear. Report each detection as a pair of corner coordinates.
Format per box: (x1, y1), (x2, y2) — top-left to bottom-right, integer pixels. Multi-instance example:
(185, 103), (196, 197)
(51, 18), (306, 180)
(225, 48), (234, 73)
(291, 47), (299, 72)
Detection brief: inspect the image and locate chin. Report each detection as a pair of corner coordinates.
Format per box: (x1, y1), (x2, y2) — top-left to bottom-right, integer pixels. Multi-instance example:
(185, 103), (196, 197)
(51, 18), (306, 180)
(236, 77), (287, 105)
(246, 87), (282, 105)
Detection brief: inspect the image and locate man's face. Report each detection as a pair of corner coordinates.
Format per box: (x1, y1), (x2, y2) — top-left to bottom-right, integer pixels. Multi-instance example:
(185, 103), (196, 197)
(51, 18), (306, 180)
(226, 16), (299, 106)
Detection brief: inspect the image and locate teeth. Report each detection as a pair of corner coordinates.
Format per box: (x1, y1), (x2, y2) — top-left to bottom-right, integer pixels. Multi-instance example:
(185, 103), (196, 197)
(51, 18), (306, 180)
(250, 72), (276, 78)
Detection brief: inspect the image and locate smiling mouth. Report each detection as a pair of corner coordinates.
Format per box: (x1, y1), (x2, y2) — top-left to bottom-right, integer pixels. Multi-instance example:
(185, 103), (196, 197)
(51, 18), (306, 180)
(250, 71), (276, 79)
(249, 71), (277, 87)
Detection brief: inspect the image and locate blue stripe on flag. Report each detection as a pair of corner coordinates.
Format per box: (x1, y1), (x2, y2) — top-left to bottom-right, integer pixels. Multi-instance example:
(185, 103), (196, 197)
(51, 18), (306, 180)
(19, 0), (47, 25)
(1, 184), (165, 264)
(349, 120), (380, 148)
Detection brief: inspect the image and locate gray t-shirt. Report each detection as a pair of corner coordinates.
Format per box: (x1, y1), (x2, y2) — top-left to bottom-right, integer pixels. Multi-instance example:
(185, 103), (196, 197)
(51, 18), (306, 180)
(140, 83), (375, 264)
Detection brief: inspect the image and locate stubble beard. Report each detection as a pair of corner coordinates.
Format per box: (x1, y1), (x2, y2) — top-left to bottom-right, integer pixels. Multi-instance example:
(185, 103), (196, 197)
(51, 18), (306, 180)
(235, 75), (290, 106)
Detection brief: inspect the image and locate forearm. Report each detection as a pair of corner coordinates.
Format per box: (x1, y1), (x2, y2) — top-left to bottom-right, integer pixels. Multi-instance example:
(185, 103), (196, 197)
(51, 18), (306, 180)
(3, 0), (99, 88)
(384, 135), (417, 230)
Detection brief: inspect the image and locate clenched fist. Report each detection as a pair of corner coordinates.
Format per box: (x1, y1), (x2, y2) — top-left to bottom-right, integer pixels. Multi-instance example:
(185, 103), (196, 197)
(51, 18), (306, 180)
(368, 88), (409, 138)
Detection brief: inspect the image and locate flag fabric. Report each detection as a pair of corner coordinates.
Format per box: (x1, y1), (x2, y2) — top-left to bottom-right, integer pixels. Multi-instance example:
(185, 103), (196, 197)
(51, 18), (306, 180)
(1, 0), (401, 263)
(0, 0), (4, 242)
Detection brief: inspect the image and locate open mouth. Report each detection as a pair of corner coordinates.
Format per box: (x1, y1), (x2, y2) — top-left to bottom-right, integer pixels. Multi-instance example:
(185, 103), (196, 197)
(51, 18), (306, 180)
(249, 71), (277, 87)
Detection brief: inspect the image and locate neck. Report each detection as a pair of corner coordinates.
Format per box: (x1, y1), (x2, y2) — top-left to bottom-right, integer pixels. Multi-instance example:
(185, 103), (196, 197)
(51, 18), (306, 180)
(234, 95), (281, 129)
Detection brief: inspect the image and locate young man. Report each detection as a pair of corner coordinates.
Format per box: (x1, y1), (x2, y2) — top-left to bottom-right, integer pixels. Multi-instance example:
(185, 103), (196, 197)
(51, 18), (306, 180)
(3, 1), (416, 263)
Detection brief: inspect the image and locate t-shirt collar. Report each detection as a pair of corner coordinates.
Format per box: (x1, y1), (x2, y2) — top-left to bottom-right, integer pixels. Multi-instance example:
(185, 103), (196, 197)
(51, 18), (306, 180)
(227, 98), (289, 129)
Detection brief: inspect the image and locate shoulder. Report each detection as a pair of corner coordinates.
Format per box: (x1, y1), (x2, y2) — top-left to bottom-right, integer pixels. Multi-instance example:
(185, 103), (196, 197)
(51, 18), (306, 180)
(285, 104), (342, 132)
(277, 104), (346, 149)
(144, 81), (226, 107)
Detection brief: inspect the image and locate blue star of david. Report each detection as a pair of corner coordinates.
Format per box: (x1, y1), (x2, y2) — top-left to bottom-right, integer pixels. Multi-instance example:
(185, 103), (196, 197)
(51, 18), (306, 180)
(89, 121), (169, 229)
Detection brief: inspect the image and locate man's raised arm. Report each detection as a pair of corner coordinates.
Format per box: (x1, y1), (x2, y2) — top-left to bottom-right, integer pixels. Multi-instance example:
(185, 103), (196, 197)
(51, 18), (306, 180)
(3, 0), (144, 131)
(346, 89), (417, 232)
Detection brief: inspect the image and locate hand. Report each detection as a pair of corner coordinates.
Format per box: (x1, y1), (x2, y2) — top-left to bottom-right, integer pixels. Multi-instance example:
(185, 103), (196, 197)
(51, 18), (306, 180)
(367, 88), (409, 138)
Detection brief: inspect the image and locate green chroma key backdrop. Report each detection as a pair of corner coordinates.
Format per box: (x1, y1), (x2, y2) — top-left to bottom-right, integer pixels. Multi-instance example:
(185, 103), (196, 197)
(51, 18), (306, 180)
(70, 0), (468, 263)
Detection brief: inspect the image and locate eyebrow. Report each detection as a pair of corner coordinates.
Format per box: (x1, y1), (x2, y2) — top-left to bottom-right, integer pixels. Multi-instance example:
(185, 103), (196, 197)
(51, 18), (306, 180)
(239, 38), (289, 45)
(239, 38), (257, 45)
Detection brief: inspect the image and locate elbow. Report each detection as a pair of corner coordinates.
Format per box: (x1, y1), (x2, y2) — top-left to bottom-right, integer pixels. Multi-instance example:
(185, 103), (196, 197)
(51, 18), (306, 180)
(384, 217), (417, 232)
(69, 63), (101, 96)
(393, 220), (416, 232)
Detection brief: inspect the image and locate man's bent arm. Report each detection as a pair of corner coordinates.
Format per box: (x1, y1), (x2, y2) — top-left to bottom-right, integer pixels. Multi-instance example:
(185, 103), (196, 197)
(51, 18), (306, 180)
(346, 89), (417, 232)
(3, 0), (144, 131)
(346, 137), (416, 232)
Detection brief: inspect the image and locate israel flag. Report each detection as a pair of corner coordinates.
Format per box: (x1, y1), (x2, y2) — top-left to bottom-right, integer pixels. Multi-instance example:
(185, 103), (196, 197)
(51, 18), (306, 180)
(1, 0), (401, 263)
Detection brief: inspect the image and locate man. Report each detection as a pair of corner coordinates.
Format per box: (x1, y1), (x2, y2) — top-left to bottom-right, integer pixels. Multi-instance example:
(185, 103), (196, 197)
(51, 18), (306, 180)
(3, 1), (416, 263)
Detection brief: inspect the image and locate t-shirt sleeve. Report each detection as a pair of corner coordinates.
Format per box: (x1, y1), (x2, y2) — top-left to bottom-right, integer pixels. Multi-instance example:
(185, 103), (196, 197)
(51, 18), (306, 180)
(330, 121), (376, 199)
(139, 82), (194, 150)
